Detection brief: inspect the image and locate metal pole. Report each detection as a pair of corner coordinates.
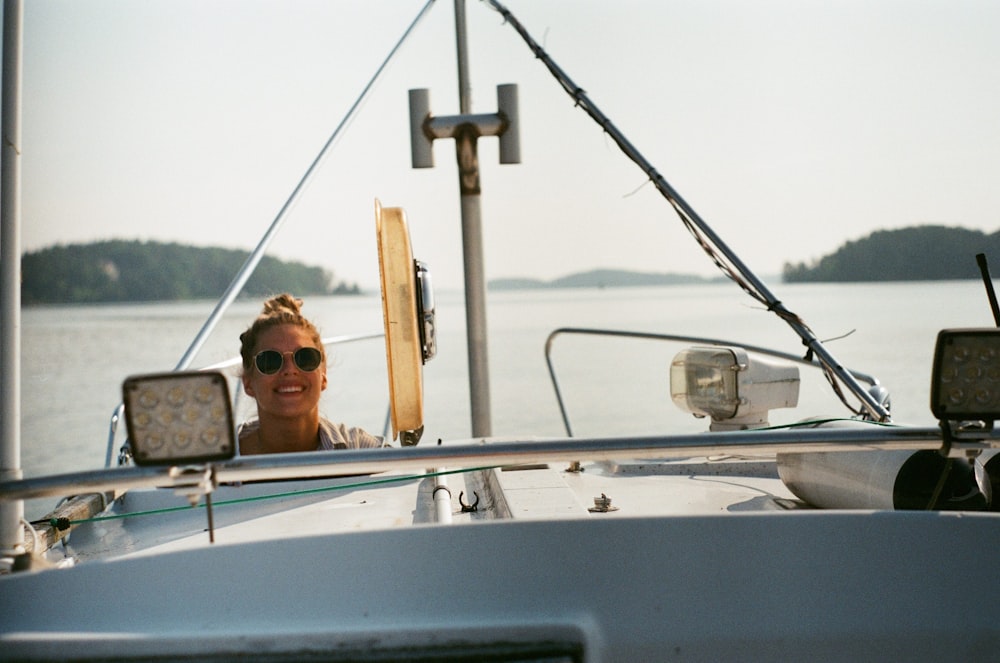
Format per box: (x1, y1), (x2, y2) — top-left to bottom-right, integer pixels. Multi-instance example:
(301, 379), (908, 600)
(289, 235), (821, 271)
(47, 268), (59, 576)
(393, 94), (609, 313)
(453, 0), (492, 436)
(0, 0), (25, 555)
(173, 0), (435, 371)
(454, 0), (471, 115)
(410, 7), (519, 439)
(0, 426), (967, 502)
(486, 0), (888, 421)
(458, 169), (491, 437)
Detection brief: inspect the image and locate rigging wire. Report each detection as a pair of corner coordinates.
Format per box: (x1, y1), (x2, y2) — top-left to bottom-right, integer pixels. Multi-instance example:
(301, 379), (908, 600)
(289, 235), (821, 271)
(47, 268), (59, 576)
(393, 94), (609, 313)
(173, 0), (438, 371)
(482, 0), (883, 420)
(40, 466), (494, 529)
(479, 1), (771, 311)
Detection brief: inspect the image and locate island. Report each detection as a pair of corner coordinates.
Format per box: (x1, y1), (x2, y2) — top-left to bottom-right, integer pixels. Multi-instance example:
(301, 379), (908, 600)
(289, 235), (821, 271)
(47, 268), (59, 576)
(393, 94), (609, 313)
(21, 240), (359, 304)
(782, 225), (1000, 282)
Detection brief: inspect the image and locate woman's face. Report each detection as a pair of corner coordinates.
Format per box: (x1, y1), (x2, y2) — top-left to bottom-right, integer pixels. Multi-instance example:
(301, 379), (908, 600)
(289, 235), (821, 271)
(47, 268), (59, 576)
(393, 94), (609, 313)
(242, 324), (327, 421)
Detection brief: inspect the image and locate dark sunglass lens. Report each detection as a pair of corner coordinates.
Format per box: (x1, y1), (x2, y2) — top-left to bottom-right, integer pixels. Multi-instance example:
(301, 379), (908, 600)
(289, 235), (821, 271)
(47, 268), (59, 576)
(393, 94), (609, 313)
(294, 347), (322, 372)
(255, 350), (283, 374)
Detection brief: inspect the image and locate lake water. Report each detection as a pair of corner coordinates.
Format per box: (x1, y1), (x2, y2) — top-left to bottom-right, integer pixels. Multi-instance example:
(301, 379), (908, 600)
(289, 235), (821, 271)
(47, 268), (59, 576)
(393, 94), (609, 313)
(16, 280), (1000, 516)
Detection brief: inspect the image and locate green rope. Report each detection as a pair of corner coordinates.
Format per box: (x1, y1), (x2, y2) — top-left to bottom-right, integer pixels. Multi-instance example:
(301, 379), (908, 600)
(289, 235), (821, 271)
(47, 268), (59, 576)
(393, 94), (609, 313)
(49, 420), (898, 529)
(51, 466), (498, 528)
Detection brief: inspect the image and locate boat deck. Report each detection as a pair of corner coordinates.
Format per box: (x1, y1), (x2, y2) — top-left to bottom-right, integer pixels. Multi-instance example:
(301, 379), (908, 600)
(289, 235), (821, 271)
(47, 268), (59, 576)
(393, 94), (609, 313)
(37, 445), (801, 566)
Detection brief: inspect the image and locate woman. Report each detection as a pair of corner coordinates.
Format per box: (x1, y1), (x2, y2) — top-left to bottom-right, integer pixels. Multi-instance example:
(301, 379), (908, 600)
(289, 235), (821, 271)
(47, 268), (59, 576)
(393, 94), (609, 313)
(238, 294), (384, 454)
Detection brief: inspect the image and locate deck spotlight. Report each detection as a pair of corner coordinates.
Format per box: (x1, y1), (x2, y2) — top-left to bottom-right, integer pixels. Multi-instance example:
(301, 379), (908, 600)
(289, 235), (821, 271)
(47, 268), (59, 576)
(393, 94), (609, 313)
(670, 346), (800, 431)
(123, 371), (235, 543)
(123, 371), (235, 466)
(930, 328), (1000, 422)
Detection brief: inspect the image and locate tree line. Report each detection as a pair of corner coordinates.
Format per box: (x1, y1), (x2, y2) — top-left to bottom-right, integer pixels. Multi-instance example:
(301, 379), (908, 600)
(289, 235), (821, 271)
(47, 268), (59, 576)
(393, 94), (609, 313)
(782, 225), (1000, 282)
(21, 240), (360, 304)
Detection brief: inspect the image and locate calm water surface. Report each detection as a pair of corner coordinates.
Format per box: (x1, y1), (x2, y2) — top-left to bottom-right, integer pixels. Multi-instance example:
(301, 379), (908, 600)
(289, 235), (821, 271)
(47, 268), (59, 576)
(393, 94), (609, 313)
(18, 280), (998, 516)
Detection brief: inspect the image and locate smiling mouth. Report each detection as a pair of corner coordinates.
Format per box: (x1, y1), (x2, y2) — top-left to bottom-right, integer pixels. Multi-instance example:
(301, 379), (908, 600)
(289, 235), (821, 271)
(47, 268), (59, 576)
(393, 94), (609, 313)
(276, 386), (305, 394)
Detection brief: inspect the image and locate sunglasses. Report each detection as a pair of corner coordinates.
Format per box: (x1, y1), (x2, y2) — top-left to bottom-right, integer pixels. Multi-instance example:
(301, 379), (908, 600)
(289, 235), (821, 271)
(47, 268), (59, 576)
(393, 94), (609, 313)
(253, 347), (323, 375)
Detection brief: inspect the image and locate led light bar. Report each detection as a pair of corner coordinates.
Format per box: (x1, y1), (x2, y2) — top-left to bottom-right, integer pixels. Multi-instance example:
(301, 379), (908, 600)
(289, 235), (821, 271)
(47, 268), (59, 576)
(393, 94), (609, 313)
(123, 371), (236, 466)
(931, 328), (1000, 421)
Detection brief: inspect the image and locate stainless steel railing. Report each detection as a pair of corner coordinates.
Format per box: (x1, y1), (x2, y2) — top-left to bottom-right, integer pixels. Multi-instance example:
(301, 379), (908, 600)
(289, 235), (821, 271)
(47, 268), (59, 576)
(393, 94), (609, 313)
(12, 424), (995, 503)
(103, 332), (385, 468)
(543, 327), (883, 437)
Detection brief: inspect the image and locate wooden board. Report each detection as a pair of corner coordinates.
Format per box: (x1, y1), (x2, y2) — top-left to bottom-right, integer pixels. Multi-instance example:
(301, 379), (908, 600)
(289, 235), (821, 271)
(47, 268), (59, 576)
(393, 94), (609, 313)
(375, 200), (423, 443)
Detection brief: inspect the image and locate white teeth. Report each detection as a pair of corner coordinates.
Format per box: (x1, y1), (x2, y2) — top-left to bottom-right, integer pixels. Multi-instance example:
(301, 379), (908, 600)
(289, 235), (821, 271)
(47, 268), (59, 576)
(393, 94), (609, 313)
(276, 386), (303, 393)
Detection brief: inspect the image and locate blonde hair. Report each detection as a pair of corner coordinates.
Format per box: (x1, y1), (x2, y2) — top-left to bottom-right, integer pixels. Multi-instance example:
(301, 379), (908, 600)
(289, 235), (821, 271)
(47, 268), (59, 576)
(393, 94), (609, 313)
(239, 294), (324, 372)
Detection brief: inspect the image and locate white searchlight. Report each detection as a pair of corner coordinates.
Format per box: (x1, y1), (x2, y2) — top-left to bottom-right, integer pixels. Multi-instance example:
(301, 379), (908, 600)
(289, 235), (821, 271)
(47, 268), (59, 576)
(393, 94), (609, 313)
(670, 346), (800, 431)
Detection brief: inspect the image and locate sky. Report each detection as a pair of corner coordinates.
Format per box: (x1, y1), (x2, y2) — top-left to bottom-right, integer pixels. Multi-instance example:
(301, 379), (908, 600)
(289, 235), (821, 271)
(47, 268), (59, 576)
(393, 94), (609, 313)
(14, 0), (1000, 291)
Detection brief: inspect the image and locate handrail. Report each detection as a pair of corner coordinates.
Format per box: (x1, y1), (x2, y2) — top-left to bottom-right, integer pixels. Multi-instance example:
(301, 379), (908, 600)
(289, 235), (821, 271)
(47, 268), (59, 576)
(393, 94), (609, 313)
(172, 0), (435, 372)
(486, 0), (890, 422)
(544, 327), (881, 437)
(103, 331), (385, 467)
(4, 424), (993, 502)
(103, 404), (125, 469)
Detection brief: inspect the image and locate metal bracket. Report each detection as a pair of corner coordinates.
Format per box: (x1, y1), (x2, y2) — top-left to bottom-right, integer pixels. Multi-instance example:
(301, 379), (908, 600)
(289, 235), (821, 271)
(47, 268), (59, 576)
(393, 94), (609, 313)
(458, 490), (479, 513)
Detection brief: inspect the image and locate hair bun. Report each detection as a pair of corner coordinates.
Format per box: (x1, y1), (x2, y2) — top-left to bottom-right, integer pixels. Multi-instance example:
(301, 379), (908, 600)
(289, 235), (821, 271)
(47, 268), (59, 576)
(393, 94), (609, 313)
(240, 293), (323, 372)
(261, 293), (303, 316)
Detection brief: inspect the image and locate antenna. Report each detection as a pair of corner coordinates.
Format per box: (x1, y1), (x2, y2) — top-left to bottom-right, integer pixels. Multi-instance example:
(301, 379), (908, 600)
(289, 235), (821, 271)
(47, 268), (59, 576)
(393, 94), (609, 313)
(976, 253), (1000, 327)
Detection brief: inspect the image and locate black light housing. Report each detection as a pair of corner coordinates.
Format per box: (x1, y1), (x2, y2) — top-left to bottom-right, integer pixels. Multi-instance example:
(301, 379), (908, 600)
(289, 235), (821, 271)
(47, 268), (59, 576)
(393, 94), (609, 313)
(930, 328), (1000, 421)
(415, 260), (436, 363)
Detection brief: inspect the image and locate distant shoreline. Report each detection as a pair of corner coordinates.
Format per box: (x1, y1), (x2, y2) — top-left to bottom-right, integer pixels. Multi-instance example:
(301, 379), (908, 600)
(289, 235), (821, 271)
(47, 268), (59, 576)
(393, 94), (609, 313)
(488, 269), (725, 291)
(24, 225), (999, 304)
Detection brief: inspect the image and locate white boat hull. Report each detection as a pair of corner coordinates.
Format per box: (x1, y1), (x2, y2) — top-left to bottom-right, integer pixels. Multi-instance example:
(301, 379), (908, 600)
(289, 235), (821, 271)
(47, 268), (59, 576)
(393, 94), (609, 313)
(3, 511), (998, 661)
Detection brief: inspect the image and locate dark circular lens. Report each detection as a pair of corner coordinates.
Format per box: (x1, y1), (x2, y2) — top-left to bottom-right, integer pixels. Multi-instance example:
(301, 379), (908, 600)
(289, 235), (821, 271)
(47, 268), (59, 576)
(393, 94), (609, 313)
(254, 350), (283, 374)
(294, 347), (322, 372)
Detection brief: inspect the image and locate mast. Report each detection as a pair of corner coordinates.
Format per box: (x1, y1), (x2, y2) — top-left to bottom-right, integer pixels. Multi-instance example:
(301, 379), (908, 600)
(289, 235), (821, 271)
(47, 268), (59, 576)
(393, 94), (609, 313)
(408, 0), (520, 438)
(452, 0), (491, 438)
(1, 0), (25, 555)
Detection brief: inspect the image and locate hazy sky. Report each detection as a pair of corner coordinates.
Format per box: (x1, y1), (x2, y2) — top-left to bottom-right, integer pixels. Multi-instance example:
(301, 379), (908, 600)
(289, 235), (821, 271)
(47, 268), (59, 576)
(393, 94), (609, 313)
(16, 0), (1000, 290)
